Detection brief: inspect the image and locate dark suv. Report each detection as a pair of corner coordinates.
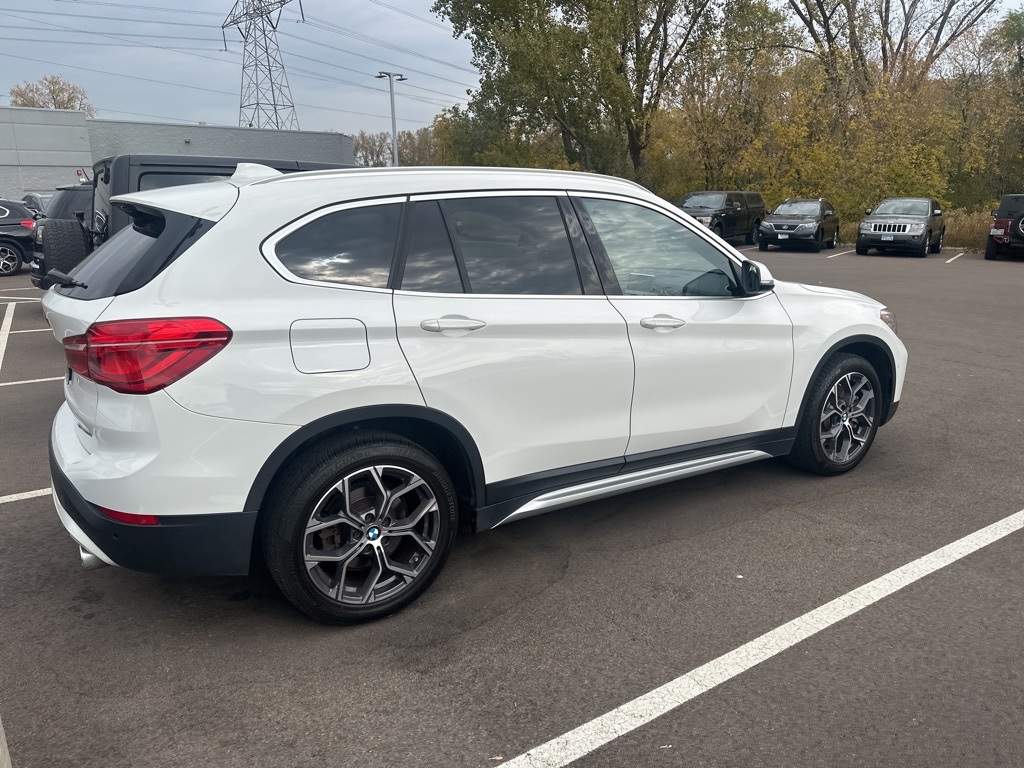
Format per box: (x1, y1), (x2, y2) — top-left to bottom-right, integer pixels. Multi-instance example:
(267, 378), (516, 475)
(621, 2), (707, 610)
(31, 154), (349, 288)
(0, 198), (36, 276)
(856, 198), (944, 257)
(986, 195), (1024, 260)
(677, 190), (767, 244)
(29, 183), (94, 287)
(758, 198), (840, 252)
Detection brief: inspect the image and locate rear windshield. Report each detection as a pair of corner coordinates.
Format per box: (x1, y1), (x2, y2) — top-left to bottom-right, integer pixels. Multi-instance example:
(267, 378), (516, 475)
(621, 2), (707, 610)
(997, 196), (1024, 218)
(55, 206), (213, 300)
(46, 187), (93, 221)
(0, 201), (32, 220)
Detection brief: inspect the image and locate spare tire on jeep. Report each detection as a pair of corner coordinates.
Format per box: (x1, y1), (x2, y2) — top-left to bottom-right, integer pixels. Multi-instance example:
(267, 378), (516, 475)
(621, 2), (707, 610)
(43, 219), (92, 275)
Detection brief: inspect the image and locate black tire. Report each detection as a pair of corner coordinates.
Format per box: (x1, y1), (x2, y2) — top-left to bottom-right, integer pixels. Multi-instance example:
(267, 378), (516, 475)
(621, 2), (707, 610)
(855, 243), (869, 255)
(0, 240), (24, 276)
(810, 229), (823, 253)
(758, 238), (768, 252)
(787, 353), (882, 476)
(745, 220), (759, 245)
(985, 237), (999, 260)
(827, 227), (838, 249)
(914, 232), (929, 258)
(713, 223), (724, 239)
(262, 430), (458, 624)
(43, 219), (92, 275)
(929, 227), (944, 254)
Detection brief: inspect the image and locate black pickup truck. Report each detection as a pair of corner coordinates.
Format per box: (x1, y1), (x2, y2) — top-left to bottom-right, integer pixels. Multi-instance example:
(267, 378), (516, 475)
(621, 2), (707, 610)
(31, 154), (350, 288)
(676, 190), (768, 244)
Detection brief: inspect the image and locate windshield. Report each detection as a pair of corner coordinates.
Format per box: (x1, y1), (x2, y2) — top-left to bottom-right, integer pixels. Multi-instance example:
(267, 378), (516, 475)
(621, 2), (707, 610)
(45, 187), (92, 220)
(874, 199), (930, 216)
(773, 201), (820, 216)
(680, 193), (726, 209)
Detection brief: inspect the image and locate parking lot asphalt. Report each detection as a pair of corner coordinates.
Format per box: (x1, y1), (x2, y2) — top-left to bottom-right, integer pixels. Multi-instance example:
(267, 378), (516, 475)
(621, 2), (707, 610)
(1, 244), (1023, 768)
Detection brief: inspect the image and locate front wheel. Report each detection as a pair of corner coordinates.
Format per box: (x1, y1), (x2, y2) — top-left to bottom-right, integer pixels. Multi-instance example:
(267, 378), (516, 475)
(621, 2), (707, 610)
(745, 220), (759, 245)
(914, 232), (930, 258)
(929, 227), (944, 253)
(827, 227), (838, 248)
(758, 238), (769, 252)
(262, 431), (458, 624)
(787, 353), (882, 476)
(810, 229), (823, 253)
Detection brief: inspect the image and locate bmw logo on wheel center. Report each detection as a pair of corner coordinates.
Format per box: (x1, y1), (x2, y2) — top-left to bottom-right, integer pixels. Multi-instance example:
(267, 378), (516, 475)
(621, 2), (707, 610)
(367, 526), (381, 541)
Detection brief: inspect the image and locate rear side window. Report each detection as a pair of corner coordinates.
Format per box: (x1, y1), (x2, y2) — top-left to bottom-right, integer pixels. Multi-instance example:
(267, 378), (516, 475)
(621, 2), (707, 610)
(274, 203), (401, 288)
(56, 207), (213, 300)
(439, 196), (582, 295)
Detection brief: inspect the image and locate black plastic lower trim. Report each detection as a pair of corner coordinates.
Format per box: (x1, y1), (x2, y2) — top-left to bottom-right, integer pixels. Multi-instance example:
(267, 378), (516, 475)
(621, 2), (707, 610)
(883, 400), (899, 425)
(50, 444), (257, 576)
(474, 428), (795, 532)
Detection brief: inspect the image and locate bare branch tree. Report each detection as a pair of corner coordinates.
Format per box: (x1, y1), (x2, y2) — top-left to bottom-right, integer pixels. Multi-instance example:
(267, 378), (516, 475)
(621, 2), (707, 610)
(9, 75), (96, 117)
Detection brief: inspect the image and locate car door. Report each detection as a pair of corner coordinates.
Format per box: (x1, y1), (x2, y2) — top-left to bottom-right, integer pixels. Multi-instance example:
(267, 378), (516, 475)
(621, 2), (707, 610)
(392, 193), (634, 487)
(723, 193), (743, 237)
(571, 194), (794, 458)
(821, 199), (839, 240)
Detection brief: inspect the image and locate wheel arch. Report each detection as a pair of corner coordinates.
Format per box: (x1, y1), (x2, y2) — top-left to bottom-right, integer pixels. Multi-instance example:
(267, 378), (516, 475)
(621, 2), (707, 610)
(245, 405), (485, 528)
(794, 335), (898, 431)
(0, 237), (26, 255)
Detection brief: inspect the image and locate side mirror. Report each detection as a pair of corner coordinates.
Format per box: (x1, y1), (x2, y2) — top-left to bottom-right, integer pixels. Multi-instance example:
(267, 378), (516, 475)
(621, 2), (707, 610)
(933, 209), (942, 215)
(765, 209), (772, 215)
(733, 201), (742, 210)
(741, 261), (762, 295)
(991, 210), (998, 218)
(865, 208), (872, 215)
(824, 210), (834, 216)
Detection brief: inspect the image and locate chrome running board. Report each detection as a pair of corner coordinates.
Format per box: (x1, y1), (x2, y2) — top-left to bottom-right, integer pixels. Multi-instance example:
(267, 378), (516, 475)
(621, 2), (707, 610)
(492, 450), (771, 528)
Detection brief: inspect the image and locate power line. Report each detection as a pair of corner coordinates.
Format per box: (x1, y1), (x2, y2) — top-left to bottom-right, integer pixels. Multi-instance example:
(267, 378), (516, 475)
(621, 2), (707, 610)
(367, 0), (452, 32)
(0, 6), (220, 28)
(54, 0), (222, 15)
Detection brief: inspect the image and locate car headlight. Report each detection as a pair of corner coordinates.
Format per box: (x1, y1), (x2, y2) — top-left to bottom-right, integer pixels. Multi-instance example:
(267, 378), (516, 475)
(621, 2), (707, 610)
(880, 307), (897, 335)
(907, 222), (925, 234)
(696, 216), (711, 226)
(795, 222), (816, 232)
(858, 221), (871, 232)
(759, 222), (771, 232)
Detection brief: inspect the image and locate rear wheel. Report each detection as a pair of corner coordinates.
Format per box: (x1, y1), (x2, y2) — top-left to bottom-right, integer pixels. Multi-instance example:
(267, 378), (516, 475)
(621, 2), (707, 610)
(262, 431), (458, 624)
(985, 237), (999, 260)
(0, 241), (24, 276)
(43, 219), (92, 275)
(745, 220), (759, 245)
(787, 353), (882, 476)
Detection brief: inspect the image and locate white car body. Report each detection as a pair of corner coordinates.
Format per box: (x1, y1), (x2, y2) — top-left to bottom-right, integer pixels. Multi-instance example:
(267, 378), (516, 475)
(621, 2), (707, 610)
(43, 165), (907, 618)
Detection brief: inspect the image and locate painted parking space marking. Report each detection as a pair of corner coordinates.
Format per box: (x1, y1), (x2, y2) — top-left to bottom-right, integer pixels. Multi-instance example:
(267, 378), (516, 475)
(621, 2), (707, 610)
(0, 303), (14, 373)
(0, 287), (42, 292)
(827, 249), (855, 259)
(0, 297), (41, 303)
(0, 488), (50, 505)
(9, 328), (50, 335)
(0, 376), (63, 388)
(503, 507), (1024, 768)
(945, 252), (964, 264)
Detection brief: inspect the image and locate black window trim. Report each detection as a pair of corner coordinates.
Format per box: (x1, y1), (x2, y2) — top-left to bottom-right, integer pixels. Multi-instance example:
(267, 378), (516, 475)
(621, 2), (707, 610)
(390, 199), (468, 294)
(569, 192), (751, 299)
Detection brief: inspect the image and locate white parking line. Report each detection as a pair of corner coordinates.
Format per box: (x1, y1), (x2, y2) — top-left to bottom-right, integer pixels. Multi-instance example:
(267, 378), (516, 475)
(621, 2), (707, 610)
(503, 507), (1024, 768)
(0, 303), (14, 373)
(9, 328), (50, 335)
(0, 287), (41, 292)
(945, 252), (964, 264)
(0, 488), (50, 505)
(0, 296), (41, 302)
(827, 249), (856, 259)
(0, 376), (63, 388)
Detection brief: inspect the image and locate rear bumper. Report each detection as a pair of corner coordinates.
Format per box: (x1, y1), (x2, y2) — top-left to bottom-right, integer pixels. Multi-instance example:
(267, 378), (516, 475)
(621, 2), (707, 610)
(50, 443), (257, 575)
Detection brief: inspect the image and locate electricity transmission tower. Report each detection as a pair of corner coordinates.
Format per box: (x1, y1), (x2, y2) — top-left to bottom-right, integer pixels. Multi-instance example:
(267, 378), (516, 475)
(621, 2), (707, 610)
(222, 0), (302, 130)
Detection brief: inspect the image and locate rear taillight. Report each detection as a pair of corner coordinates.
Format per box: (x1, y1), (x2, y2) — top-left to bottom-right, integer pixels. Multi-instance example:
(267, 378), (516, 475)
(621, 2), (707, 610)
(61, 318), (232, 394)
(20, 219), (36, 231)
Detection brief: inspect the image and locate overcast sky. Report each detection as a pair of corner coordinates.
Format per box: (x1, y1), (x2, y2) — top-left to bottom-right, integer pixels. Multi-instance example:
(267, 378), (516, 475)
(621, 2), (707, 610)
(0, 0), (478, 136)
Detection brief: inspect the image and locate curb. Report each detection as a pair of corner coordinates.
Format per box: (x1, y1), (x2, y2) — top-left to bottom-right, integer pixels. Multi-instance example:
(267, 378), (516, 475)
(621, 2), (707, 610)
(0, 712), (11, 768)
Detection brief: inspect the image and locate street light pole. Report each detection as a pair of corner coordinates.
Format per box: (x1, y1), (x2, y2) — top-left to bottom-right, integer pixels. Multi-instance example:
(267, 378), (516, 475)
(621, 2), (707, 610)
(375, 71), (406, 167)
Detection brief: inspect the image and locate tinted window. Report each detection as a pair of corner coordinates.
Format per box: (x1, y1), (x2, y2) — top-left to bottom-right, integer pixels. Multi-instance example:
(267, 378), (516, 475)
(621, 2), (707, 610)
(0, 201), (31, 220)
(874, 199), (930, 216)
(440, 197), (581, 295)
(400, 201), (463, 293)
(275, 203), (401, 288)
(139, 172), (232, 191)
(56, 208), (213, 300)
(681, 192), (725, 209)
(774, 201), (820, 215)
(580, 198), (737, 298)
(45, 187), (92, 220)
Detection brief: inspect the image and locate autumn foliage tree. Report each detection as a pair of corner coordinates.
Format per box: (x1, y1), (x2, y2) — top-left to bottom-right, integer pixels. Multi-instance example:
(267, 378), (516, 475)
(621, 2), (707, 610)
(9, 75), (96, 117)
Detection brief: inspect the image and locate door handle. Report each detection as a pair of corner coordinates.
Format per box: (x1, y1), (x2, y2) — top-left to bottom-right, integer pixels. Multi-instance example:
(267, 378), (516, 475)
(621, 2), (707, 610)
(420, 316), (487, 333)
(640, 315), (687, 331)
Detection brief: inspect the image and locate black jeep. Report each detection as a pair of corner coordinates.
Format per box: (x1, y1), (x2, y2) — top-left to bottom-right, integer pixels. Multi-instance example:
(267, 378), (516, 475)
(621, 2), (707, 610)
(986, 195), (1024, 260)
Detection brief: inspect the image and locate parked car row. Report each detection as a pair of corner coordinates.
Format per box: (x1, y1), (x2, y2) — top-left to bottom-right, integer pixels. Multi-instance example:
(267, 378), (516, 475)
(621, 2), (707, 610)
(676, 189), (956, 258)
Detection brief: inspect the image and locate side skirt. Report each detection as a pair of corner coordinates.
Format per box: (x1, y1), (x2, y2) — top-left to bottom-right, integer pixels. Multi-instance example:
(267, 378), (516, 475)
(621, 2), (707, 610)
(475, 430), (794, 532)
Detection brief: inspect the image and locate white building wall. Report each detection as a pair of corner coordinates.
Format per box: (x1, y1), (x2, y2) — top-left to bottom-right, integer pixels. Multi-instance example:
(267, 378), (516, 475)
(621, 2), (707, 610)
(0, 107), (93, 197)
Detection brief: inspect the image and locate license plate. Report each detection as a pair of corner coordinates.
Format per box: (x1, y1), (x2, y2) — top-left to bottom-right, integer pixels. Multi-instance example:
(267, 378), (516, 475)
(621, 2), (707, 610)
(777, 233), (788, 239)
(881, 234), (894, 241)
(991, 228), (1005, 236)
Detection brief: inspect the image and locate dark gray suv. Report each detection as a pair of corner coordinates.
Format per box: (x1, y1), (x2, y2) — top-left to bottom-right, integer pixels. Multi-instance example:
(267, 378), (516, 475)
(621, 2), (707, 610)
(856, 198), (944, 257)
(758, 198), (840, 252)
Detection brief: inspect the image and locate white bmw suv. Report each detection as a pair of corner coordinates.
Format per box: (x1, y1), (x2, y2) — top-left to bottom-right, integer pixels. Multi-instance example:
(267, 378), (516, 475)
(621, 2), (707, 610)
(43, 165), (907, 623)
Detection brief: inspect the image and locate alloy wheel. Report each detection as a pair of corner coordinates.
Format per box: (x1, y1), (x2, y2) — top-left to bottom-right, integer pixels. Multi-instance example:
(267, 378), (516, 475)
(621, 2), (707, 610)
(302, 464), (441, 606)
(819, 372), (875, 464)
(0, 246), (20, 275)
